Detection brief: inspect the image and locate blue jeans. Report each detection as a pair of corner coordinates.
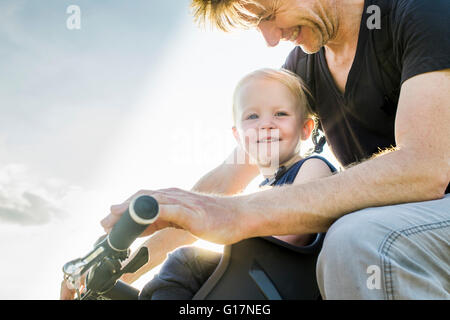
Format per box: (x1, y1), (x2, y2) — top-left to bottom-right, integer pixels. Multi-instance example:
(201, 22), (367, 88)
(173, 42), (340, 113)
(316, 194), (450, 299)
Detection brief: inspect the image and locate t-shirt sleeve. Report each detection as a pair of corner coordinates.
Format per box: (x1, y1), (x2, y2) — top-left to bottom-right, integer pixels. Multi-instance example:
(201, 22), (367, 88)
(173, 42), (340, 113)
(393, 0), (450, 84)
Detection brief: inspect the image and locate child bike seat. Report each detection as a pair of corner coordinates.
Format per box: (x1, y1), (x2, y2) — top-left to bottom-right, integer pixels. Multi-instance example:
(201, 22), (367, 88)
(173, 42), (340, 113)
(193, 233), (325, 300)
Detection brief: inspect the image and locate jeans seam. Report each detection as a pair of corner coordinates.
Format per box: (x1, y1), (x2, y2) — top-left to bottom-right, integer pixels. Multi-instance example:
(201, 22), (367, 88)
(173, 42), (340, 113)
(378, 219), (450, 300)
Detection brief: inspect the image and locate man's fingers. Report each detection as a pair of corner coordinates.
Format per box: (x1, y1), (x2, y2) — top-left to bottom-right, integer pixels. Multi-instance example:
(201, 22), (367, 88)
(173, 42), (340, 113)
(110, 203), (128, 214)
(100, 204), (124, 232)
(123, 189), (159, 203)
(101, 199), (135, 232)
(139, 203), (188, 237)
(138, 192), (191, 236)
(103, 188), (196, 236)
(101, 214), (119, 232)
(153, 197), (195, 233)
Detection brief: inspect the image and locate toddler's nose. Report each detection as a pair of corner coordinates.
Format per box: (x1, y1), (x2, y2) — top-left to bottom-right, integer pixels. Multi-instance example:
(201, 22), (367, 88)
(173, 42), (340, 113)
(258, 117), (277, 130)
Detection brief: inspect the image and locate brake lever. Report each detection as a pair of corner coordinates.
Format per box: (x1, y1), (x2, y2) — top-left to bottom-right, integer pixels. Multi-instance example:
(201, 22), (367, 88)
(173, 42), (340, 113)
(121, 247), (149, 274)
(64, 245), (148, 299)
(63, 234), (117, 298)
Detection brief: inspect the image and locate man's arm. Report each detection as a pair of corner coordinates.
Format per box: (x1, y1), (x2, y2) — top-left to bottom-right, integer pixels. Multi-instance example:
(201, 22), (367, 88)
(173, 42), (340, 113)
(107, 70), (448, 246)
(117, 147), (260, 283)
(240, 70), (450, 238)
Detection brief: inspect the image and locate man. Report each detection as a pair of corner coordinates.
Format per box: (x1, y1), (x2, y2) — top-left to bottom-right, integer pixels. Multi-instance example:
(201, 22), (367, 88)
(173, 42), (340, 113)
(101, 0), (449, 299)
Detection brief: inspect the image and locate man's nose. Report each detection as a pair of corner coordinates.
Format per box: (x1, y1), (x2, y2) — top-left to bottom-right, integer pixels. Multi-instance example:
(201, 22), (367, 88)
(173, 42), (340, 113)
(257, 21), (282, 47)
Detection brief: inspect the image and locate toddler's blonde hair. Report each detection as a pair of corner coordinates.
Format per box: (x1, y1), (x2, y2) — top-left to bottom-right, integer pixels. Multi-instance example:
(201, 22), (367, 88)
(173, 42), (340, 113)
(232, 68), (315, 126)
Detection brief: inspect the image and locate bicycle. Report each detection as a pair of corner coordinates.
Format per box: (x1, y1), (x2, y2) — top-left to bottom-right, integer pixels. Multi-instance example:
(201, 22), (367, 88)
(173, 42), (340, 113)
(62, 195), (158, 300)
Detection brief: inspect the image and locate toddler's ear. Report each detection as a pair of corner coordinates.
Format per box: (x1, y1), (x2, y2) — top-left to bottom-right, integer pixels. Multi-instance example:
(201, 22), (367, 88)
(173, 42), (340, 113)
(232, 126), (242, 145)
(301, 118), (315, 140)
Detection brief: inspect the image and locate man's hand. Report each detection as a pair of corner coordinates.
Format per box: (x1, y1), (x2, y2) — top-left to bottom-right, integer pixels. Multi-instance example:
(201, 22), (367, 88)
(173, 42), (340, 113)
(101, 146), (260, 244)
(101, 188), (243, 245)
(99, 147), (259, 284)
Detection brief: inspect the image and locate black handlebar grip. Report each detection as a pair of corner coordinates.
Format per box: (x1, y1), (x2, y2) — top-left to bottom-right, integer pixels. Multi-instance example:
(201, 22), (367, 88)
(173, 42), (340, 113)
(107, 195), (159, 252)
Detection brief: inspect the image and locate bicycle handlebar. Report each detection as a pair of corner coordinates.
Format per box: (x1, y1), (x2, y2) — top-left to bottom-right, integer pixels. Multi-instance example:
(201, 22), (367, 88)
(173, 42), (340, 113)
(107, 195), (159, 251)
(62, 194), (159, 300)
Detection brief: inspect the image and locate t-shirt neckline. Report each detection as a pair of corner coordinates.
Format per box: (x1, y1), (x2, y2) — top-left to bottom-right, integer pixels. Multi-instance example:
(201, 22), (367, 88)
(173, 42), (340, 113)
(317, 0), (371, 101)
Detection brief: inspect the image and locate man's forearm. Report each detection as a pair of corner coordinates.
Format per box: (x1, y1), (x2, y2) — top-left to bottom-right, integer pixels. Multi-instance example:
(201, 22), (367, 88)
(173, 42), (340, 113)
(124, 149), (259, 283)
(238, 149), (448, 238)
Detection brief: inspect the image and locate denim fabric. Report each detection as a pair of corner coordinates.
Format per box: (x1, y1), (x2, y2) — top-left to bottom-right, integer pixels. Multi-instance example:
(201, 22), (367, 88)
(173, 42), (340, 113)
(316, 194), (450, 299)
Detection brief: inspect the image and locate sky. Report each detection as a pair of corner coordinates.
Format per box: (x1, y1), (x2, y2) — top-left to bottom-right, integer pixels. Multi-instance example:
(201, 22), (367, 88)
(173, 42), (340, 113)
(0, 0), (340, 299)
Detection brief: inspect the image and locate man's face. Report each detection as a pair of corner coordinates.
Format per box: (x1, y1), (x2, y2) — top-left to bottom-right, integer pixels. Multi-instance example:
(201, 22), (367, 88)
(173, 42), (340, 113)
(249, 0), (336, 53)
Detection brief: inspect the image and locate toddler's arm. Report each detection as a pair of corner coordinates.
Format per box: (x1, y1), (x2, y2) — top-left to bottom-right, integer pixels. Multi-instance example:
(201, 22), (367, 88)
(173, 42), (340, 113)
(273, 158), (333, 246)
(120, 228), (196, 284)
(292, 158), (334, 185)
(192, 146), (260, 195)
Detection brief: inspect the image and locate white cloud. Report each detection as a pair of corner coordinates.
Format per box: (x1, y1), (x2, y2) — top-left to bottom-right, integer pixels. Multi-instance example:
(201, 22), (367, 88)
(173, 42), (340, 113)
(0, 162), (83, 226)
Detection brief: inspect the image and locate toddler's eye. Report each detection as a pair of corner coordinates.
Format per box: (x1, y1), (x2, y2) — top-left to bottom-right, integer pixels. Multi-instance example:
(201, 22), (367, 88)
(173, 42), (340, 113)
(275, 111), (288, 116)
(246, 114), (258, 120)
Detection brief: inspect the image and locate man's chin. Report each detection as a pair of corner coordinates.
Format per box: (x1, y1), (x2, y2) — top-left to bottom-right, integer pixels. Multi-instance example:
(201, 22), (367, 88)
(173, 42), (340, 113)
(299, 44), (322, 54)
(297, 29), (325, 54)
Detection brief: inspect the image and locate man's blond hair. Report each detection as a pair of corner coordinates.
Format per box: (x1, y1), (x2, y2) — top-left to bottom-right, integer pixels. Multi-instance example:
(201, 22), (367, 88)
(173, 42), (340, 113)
(191, 0), (267, 31)
(232, 68), (315, 125)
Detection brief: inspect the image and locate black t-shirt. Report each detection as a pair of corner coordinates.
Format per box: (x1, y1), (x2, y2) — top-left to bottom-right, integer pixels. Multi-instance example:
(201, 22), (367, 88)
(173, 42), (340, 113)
(283, 0), (450, 193)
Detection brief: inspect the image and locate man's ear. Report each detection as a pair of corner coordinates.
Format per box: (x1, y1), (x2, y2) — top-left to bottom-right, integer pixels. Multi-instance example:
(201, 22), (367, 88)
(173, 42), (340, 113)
(301, 118), (315, 140)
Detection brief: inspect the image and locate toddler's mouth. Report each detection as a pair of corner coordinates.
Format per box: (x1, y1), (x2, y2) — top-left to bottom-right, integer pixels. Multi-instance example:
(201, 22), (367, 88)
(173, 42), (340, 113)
(257, 137), (281, 143)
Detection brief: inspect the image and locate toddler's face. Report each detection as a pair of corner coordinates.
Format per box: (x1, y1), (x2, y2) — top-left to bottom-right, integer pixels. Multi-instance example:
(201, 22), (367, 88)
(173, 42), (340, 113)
(233, 78), (307, 169)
